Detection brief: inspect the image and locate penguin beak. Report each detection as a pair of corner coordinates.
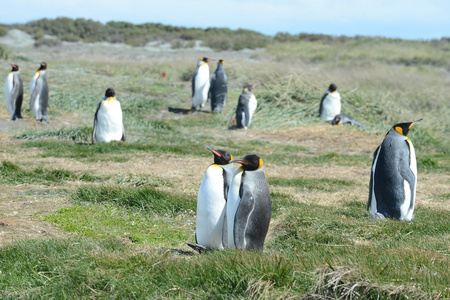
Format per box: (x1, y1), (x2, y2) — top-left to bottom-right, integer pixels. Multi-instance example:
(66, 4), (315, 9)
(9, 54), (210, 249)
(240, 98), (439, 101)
(206, 146), (222, 157)
(409, 118), (423, 129)
(229, 158), (247, 165)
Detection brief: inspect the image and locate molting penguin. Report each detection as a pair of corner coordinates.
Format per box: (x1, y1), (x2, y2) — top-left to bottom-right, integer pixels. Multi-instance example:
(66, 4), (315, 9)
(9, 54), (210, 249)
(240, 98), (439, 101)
(209, 59), (228, 113)
(30, 62), (49, 123)
(4, 64), (24, 120)
(331, 113), (368, 128)
(319, 83), (341, 121)
(193, 146), (236, 251)
(92, 88), (126, 144)
(227, 154), (271, 251)
(192, 57), (212, 110)
(368, 119), (422, 221)
(235, 84), (257, 129)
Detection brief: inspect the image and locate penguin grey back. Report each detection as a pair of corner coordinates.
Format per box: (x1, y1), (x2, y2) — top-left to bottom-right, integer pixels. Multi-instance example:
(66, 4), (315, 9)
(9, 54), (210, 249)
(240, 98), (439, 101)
(209, 60), (228, 113)
(234, 168), (271, 250)
(236, 84), (255, 129)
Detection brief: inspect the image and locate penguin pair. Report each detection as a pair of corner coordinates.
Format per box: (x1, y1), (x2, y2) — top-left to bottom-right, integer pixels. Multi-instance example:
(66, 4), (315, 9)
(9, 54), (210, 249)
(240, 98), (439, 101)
(235, 84), (257, 129)
(4, 64), (24, 120)
(193, 148), (271, 252)
(209, 60), (228, 113)
(92, 88), (126, 144)
(30, 62), (50, 123)
(319, 83), (341, 121)
(368, 119), (422, 221)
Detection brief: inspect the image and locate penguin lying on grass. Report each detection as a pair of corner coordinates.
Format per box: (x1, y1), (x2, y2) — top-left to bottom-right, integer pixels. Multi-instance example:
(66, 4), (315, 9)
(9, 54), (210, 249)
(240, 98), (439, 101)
(189, 146), (236, 253)
(4, 64), (23, 120)
(368, 119), (422, 220)
(331, 113), (368, 128)
(92, 88), (126, 144)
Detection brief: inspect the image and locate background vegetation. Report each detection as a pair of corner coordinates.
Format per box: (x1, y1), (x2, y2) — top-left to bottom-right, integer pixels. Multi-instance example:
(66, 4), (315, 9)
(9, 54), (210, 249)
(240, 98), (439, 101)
(0, 18), (448, 299)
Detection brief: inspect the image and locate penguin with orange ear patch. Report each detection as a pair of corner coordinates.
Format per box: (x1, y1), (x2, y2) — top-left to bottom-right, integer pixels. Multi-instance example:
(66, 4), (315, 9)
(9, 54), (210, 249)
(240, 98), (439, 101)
(368, 119), (422, 220)
(227, 154), (271, 251)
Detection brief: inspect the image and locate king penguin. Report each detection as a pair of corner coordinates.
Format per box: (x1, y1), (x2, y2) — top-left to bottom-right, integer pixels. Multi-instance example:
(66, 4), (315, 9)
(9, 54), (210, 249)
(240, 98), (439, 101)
(4, 64), (23, 120)
(235, 84), (257, 129)
(92, 88), (126, 144)
(368, 119), (422, 221)
(331, 113), (368, 128)
(193, 146), (236, 251)
(192, 57), (212, 110)
(30, 62), (49, 123)
(209, 59), (228, 113)
(319, 83), (341, 121)
(227, 154), (271, 251)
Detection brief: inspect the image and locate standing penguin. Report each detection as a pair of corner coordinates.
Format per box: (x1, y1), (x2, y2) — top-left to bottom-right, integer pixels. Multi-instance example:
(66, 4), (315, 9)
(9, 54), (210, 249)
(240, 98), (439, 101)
(235, 84), (257, 129)
(319, 83), (341, 121)
(227, 154), (271, 251)
(368, 119), (422, 221)
(193, 146), (235, 251)
(30, 62), (49, 123)
(192, 57), (212, 110)
(209, 59), (228, 113)
(92, 88), (126, 144)
(4, 64), (23, 120)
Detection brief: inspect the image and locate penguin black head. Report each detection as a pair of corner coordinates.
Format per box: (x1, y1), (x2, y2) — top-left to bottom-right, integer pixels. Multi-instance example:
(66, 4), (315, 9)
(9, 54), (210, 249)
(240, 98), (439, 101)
(38, 62), (47, 70)
(392, 118), (423, 136)
(105, 88), (116, 98)
(230, 154), (263, 171)
(243, 84), (256, 92)
(328, 83), (337, 92)
(11, 64), (19, 72)
(207, 146), (233, 165)
(331, 114), (341, 125)
(200, 57), (212, 62)
(218, 59), (225, 64)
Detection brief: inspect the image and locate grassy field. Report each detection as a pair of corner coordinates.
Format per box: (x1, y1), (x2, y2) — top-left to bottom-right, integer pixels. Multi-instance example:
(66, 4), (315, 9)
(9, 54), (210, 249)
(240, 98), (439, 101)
(0, 33), (449, 299)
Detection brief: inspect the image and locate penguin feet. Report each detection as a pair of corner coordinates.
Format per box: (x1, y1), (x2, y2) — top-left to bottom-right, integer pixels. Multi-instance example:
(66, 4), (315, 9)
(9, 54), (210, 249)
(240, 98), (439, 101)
(187, 243), (208, 254)
(371, 212), (386, 220)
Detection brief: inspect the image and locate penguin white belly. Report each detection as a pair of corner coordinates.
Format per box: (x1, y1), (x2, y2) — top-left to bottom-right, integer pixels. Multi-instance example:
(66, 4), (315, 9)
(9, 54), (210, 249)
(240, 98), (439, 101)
(226, 170), (243, 249)
(399, 180), (411, 221)
(193, 65), (210, 108)
(321, 94), (341, 121)
(5, 73), (14, 115)
(247, 95), (257, 126)
(33, 94), (41, 117)
(95, 101), (123, 143)
(403, 140), (417, 221)
(196, 164), (227, 249)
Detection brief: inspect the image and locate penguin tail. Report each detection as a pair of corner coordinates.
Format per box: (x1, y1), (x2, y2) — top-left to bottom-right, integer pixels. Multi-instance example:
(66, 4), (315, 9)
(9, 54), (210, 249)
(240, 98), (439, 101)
(354, 121), (369, 129)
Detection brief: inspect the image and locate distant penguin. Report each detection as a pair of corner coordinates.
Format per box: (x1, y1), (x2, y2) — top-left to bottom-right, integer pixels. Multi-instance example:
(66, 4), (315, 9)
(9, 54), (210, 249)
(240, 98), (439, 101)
(194, 146), (235, 251)
(331, 113), (368, 128)
(368, 119), (422, 221)
(235, 84), (257, 129)
(192, 57), (212, 110)
(4, 64), (23, 120)
(30, 62), (49, 123)
(319, 83), (341, 121)
(227, 154), (271, 250)
(92, 88), (126, 144)
(209, 59), (228, 113)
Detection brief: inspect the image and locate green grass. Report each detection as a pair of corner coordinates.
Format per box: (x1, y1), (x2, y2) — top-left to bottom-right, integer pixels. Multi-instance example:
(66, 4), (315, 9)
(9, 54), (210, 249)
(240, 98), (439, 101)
(269, 176), (354, 191)
(0, 161), (104, 185)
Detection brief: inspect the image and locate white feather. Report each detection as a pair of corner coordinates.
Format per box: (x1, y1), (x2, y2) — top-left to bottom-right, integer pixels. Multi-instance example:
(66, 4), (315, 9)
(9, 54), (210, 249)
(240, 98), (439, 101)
(226, 168), (243, 249)
(94, 98), (124, 143)
(5, 72), (14, 115)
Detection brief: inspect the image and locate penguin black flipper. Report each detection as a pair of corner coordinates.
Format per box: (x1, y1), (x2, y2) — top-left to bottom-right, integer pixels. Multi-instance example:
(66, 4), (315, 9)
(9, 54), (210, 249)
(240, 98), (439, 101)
(234, 189), (255, 249)
(191, 66), (198, 98)
(318, 91), (329, 117)
(10, 81), (21, 120)
(92, 100), (103, 144)
(367, 145), (380, 211)
(39, 74), (49, 123)
(187, 243), (207, 254)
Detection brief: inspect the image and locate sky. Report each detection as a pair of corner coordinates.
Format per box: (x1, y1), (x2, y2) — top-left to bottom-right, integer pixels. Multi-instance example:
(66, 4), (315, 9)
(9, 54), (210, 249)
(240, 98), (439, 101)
(1, 0), (449, 40)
